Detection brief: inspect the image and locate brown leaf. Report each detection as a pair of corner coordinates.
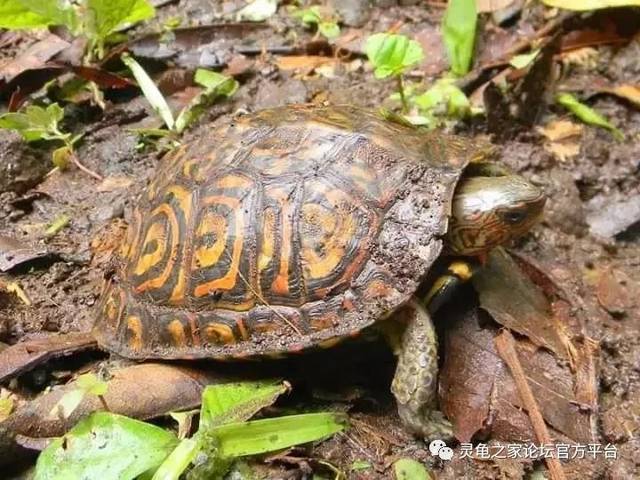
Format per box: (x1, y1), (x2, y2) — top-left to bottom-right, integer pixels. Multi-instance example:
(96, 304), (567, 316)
(472, 248), (569, 358)
(0, 34), (69, 83)
(276, 55), (336, 71)
(69, 66), (134, 89)
(538, 120), (583, 162)
(440, 251), (599, 445)
(0, 333), (97, 384)
(602, 85), (640, 109)
(440, 305), (596, 444)
(0, 363), (228, 467)
(0, 235), (48, 272)
(560, 25), (632, 53)
(538, 119), (583, 141)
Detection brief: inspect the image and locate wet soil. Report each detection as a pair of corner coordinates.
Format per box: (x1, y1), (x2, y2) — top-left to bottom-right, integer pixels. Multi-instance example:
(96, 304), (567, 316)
(1, 2), (640, 479)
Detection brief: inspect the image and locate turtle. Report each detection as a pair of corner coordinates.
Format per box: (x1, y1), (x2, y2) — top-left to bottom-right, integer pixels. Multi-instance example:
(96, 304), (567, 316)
(93, 104), (545, 439)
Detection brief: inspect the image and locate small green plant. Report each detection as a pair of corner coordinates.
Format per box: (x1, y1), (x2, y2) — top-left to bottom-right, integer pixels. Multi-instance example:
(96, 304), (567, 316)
(395, 77), (477, 128)
(34, 380), (347, 480)
(0, 103), (101, 179)
(0, 0), (155, 60)
(556, 92), (624, 140)
(291, 5), (340, 40)
(442, 0), (477, 76)
(365, 33), (424, 112)
(122, 54), (238, 136)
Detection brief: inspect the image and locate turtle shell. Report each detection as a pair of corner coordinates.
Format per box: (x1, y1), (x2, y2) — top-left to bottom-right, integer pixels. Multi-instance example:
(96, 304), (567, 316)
(94, 105), (487, 359)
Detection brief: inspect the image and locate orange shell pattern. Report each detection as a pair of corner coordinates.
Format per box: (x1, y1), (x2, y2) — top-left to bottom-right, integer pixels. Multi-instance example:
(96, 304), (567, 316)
(94, 105), (481, 359)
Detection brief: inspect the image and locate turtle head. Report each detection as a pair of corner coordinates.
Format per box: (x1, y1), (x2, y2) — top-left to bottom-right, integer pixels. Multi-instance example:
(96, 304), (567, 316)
(446, 166), (546, 256)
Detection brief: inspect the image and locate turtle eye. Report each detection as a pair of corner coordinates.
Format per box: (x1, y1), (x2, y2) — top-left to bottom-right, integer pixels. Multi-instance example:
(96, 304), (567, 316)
(501, 210), (527, 225)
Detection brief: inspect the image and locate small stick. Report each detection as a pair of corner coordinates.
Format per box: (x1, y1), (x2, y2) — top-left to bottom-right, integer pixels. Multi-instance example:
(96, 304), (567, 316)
(495, 330), (567, 480)
(69, 150), (103, 181)
(97, 394), (111, 412)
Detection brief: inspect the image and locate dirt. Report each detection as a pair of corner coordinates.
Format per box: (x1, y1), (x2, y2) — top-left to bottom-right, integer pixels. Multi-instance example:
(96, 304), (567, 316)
(1, 1), (640, 479)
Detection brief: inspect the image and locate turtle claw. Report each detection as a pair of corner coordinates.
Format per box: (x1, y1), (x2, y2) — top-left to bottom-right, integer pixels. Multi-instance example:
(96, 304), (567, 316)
(397, 403), (454, 443)
(421, 411), (454, 443)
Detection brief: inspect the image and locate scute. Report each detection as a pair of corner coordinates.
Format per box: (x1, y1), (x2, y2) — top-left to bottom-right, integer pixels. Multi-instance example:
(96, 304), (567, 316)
(94, 105), (484, 359)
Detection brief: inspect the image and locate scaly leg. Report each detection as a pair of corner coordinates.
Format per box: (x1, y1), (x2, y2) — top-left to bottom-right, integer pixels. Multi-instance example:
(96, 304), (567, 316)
(389, 298), (452, 440)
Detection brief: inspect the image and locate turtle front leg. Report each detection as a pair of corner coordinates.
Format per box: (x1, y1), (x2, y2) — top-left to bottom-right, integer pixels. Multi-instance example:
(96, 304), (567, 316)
(389, 298), (453, 441)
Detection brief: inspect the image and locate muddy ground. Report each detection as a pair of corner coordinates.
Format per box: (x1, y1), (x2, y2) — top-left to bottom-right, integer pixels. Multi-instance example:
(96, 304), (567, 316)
(1, 1), (639, 479)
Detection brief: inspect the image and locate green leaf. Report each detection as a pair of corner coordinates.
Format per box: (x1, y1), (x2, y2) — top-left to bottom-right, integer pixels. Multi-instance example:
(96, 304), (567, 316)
(296, 6), (321, 25)
(443, 0), (477, 76)
(151, 438), (199, 480)
(199, 380), (287, 429)
(393, 458), (432, 480)
(0, 104), (66, 142)
(541, 0), (640, 10)
(413, 78), (471, 119)
(236, 0), (277, 22)
(0, 0), (54, 28)
(365, 33), (424, 79)
(34, 412), (178, 480)
(351, 460), (372, 471)
(76, 372), (108, 396)
(122, 53), (175, 130)
(211, 412), (347, 458)
(45, 213), (70, 237)
(19, 0), (78, 31)
(556, 92), (624, 140)
(84, 0), (155, 40)
(318, 21), (340, 40)
(175, 70), (238, 133)
(509, 49), (540, 70)
(193, 69), (233, 91)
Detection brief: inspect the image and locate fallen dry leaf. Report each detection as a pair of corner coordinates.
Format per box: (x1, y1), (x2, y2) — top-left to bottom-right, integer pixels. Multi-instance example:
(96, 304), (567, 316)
(440, 249), (598, 446)
(276, 55), (337, 72)
(538, 119), (583, 141)
(0, 235), (48, 272)
(472, 248), (569, 358)
(538, 119), (583, 162)
(602, 84), (640, 109)
(0, 362), (229, 467)
(0, 332), (97, 384)
(0, 34), (69, 83)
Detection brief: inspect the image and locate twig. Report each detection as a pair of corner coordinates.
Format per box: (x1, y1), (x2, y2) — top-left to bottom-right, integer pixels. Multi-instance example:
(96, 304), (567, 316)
(495, 330), (567, 480)
(97, 394), (111, 412)
(69, 150), (103, 181)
